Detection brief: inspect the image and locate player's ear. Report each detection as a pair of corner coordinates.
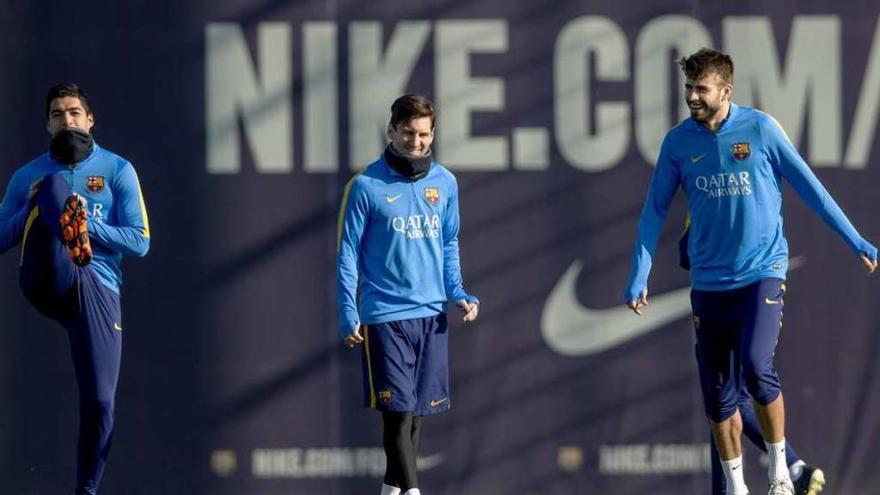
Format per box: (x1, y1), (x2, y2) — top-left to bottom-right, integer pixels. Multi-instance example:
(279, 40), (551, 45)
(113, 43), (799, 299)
(723, 82), (733, 102)
(386, 123), (394, 140)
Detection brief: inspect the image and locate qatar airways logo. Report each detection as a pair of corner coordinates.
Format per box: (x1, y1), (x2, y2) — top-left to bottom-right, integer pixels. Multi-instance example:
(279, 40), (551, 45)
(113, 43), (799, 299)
(87, 203), (105, 222)
(695, 171), (752, 198)
(391, 214), (440, 240)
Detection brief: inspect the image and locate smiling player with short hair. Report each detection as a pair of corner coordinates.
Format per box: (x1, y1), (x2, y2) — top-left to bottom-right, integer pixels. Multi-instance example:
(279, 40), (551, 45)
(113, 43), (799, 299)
(336, 94), (479, 495)
(624, 49), (876, 495)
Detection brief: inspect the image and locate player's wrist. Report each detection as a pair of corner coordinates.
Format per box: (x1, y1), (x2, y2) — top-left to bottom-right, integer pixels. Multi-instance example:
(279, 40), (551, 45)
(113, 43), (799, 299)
(624, 287), (643, 304)
(338, 316), (359, 338)
(864, 243), (877, 261)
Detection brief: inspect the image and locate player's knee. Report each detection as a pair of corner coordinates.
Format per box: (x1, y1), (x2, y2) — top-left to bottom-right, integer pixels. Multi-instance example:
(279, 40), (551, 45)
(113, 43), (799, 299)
(703, 387), (738, 423)
(82, 395), (115, 419)
(383, 411), (413, 437)
(706, 400), (738, 423)
(742, 366), (780, 405)
(97, 396), (114, 415)
(39, 173), (68, 195)
(748, 379), (781, 406)
(700, 374), (738, 423)
(34, 173), (73, 211)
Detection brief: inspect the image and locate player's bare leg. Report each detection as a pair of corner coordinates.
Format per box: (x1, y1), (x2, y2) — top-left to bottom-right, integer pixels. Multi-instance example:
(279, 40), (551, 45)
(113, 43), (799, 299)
(754, 394), (785, 442)
(754, 394), (795, 493)
(711, 411), (748, 494)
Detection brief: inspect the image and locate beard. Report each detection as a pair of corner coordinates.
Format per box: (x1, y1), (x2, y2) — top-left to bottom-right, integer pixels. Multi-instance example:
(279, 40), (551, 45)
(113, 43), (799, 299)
(689, 100), (722, 123)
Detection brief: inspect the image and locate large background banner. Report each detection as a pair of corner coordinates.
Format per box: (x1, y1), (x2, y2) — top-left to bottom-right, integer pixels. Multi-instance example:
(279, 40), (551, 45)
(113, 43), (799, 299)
(1, 1), (879, 494)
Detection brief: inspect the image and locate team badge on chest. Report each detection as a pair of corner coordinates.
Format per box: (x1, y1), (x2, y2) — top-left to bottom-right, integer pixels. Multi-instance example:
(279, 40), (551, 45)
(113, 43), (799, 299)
(424, 187), (440, 205)
(731, 143), (751, 160)
(87, 176), (105, 192)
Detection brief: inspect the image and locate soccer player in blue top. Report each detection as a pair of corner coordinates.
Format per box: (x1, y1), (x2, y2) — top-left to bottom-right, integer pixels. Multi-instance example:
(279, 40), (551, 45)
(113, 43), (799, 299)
(337, 94), (479, 495)
(0, 83), (150, 495)
(624, 49), (877, 495)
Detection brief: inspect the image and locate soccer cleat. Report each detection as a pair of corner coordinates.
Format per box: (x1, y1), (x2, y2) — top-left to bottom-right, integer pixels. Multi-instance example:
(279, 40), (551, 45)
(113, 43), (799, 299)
(768, 478), (795, 495)
(60, 195), (92, 267)
(793, 465), (825, 495)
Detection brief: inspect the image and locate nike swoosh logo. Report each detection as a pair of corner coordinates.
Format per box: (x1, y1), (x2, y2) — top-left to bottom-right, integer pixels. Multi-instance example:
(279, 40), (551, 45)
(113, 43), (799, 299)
(429, 398), (448, 408)
(386, 194), (402, 203)
(540, 257), (805, 356)
(764, 297), (782, 305)
(416, 453), (445, 471)
(113, 322), (123, 332)
(691, 153), (706, 163)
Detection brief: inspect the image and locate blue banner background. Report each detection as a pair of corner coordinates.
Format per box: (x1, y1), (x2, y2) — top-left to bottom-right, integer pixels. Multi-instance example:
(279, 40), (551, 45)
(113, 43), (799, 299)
(1, 1), (878, 494)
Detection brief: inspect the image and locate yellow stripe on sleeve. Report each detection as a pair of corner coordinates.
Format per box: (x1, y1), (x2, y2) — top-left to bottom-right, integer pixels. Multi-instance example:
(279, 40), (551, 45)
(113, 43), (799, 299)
(19, 206), (40, 266)
(336, 173), (362, 252)
(138, 184), (150, 239)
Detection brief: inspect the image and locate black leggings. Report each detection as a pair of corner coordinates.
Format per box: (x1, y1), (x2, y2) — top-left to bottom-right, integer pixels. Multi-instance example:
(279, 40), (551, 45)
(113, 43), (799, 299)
(382, 411), (422, 490)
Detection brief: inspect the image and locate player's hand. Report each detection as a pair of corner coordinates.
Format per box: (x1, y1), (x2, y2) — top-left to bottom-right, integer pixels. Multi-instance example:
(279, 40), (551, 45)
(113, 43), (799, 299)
(74, 192), (88, 209)
(861, 254), (877, 274)
(343, 324), (364, 348)
(627, 289), (649, 316)
(457, 300), (479, 322)
(28, 178), (43, 199)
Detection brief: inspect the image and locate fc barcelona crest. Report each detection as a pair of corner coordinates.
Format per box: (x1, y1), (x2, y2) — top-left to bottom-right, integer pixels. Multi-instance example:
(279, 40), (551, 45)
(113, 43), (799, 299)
(424, 187), (440, 205)
(731, 142), (751, 160)
(87, 176), (105, 192)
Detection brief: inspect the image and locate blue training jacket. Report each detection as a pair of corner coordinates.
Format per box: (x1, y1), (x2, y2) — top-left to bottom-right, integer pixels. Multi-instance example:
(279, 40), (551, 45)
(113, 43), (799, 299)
(336, 155), (477, 338)
(0, 143), (150, 293)
(625, 103), (876, 302)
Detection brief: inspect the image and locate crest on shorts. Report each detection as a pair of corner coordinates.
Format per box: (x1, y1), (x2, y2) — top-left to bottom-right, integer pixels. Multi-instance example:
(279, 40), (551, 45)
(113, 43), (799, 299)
(424, 187), (440, 205)
(693, 315), (701, 330)
(731, 142), (751, 160)
(87, 176), (105, 192)
(379, 391), (393, 404)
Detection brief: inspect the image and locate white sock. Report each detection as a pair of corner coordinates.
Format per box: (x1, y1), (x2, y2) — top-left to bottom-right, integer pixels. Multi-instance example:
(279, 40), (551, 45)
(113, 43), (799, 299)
(380, 484), (401, 495)
(403, 490), (421, 495)
(789, 460), (805, 481)
(722, 455), (749, 495)
(765, 439), (790, 481)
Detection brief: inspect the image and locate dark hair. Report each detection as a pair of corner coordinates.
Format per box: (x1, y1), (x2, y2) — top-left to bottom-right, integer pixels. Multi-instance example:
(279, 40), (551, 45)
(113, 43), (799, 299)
(46, 83), (92, 120)
(389, 94), (436, 129)
(678, 48), (734, 85)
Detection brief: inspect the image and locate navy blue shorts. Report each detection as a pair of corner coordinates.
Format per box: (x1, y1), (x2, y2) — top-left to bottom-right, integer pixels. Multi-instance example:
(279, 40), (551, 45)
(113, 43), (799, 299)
(691, 278), (785, 422)
(361, 314), (450, 416)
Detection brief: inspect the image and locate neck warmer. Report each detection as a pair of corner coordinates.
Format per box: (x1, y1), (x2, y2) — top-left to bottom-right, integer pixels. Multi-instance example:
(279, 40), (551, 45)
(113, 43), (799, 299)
(384, 144), (432, 179)
(50, 128), (94, 165)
